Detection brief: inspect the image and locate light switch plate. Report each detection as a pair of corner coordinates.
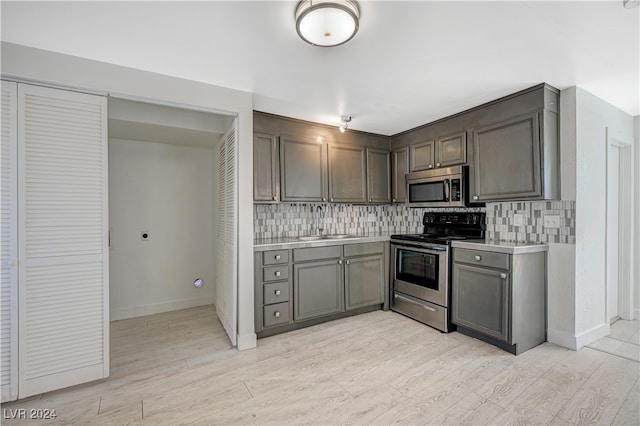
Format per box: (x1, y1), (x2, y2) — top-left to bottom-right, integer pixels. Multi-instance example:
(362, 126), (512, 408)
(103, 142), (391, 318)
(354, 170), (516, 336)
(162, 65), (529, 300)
(544, 215), (560, 228)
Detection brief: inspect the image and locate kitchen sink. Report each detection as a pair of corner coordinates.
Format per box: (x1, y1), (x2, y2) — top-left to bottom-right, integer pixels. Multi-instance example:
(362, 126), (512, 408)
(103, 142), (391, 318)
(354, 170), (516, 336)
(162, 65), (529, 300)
(296, 234), (357, 241)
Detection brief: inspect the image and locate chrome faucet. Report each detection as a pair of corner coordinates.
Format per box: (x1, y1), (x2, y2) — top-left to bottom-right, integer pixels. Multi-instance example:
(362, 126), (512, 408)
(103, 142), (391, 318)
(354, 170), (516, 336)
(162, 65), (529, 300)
(315, 205), (324, 235)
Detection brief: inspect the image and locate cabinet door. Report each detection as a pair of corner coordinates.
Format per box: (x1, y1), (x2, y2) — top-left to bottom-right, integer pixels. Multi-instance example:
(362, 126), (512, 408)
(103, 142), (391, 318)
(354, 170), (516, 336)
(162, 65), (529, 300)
(391, 147), (409, 203)
(410, 140), (435, 171)
(253, 133), (279, 202)
(366, 148), (391, 204)
(452, 263), (510, 342)
(18, 84), (109, 397)
(280, 136), (327, 202)
(294, 259), (344, 321)
(436, 131), (466, 167)
(472, 113), (541, 201)
(1, 81), (18, 402)
(328, 144), (366, 203)
(345, 255), (384, 310)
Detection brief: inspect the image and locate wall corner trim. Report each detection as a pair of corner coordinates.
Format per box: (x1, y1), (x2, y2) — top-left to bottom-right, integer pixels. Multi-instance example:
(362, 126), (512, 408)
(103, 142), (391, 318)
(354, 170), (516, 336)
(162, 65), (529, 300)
(236, 333), (257, 351)
(547, 328), (578, 351)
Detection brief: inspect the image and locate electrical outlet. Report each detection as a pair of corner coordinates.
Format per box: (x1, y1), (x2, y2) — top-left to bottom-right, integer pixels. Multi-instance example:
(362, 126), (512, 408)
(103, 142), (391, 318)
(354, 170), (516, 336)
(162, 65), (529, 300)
(543, 215), (560, 228)
(513, 214), (524, 226)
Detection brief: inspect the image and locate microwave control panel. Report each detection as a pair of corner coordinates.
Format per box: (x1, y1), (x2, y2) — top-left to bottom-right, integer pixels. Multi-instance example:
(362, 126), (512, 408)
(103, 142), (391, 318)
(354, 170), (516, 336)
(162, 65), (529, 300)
(450, 178), (461, 202)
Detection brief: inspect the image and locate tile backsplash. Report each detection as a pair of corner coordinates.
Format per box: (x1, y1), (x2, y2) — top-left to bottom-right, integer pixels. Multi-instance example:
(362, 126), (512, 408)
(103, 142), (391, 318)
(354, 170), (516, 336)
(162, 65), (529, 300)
(485, 200), (575, 244)
(254, 200), (576, 245)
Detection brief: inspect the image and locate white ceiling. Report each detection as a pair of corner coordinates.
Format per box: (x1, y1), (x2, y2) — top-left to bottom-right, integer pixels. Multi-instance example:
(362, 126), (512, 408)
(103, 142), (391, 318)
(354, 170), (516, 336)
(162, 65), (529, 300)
(2, 1), (638, 135)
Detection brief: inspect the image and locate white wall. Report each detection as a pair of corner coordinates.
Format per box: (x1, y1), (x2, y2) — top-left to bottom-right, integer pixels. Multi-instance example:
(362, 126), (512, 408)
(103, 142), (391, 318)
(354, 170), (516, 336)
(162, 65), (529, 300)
(109, 139), (214, 320)
(635, 116), (639, 319)
(574, 87), (635, 347)
(2, 42), (257, 349)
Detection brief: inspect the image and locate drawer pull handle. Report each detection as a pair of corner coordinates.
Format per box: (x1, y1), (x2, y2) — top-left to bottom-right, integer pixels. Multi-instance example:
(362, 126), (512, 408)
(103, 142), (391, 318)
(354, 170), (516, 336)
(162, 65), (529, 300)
(338, 260), (343, 264)
(275, 271), (281, 277)
(274, 311), (280, 318)
(500, 273), (507, 279)
(346, 260), (350, 265)
(275, 254), (281, 260)
(436, 162), (441, 167)
(473, 195), (479, 201)
(474, 255), (482, 261)
(275, 290), (281, 296)
(272, 196), (277, 201)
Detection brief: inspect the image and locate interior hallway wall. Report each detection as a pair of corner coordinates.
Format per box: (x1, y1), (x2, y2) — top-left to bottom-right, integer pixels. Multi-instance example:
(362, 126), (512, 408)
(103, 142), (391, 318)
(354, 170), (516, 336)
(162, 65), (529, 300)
(109, 139), (215, 320)
(634, 115), (639, 319)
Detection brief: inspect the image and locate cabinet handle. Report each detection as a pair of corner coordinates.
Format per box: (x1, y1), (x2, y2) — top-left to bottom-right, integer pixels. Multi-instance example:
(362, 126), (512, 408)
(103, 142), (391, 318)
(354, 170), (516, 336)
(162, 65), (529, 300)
(322, 197), (326, 202)
(369, 198), (372, 202)
(272, 196), (277, 201)
(275, 290), (281, 296)
(500, 273), (507, 279)
(428, 164), (433, 169)
(473, 195), (479, 201)
(275, 271), (281, 277)
(436, 162), (441, 167)
(346, 260), (350, 265)
(474, 255), (482, 261)
(392, 198), (396, 203)
(331, 198), (334, 202)
(338, 260), (343, 264)
(274, 311), (280, 318)
(275, 254), (281, 260)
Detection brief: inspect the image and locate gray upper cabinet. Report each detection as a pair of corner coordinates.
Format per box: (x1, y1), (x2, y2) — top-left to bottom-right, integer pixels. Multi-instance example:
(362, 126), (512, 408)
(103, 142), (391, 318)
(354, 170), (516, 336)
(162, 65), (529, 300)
(391, 147), (409, 204)
(471, 113), (541, 202)
(366, 148), (391, 204)
(253, 133), (279, 202)
(436, 131), (466, 168)
(410, 140), (436, 171)
(280, 136), (327, 202)
(328, 144), (367, 203)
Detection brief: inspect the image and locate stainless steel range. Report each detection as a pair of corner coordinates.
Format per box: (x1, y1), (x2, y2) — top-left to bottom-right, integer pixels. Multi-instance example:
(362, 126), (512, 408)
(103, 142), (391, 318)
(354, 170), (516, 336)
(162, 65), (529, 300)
(390, 212), (485, 332)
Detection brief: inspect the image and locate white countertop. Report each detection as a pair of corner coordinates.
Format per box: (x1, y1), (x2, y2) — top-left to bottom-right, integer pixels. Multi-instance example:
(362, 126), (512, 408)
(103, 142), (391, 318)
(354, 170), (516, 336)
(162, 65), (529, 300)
(451, 239), (549, 254)
(254, 232), (394, 251)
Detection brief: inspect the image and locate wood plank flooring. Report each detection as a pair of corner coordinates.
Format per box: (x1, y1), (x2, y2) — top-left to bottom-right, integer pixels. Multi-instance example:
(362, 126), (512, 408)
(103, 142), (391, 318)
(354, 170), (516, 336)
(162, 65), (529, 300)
(2, 306), (638, 425)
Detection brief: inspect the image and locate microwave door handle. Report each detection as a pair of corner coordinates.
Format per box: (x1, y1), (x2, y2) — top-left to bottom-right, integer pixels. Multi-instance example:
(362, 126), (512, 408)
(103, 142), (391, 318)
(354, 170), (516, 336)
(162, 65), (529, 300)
(444, 178), (450, 202)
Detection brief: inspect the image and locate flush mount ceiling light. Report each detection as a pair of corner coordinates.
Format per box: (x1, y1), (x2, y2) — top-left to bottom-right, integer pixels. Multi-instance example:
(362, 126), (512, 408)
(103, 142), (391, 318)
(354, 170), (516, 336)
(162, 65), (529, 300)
(295, 0), (360, 47)
(339, 115), (352, 133)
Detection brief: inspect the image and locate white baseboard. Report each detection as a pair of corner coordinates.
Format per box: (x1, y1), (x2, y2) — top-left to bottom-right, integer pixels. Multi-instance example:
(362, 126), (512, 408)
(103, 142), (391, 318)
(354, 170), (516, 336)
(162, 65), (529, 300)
(237, 333), (257, 351)
(547, 328), (578, 350)
(634, 308), (640, 320)
(576, 322), (610, 349)
(111, 297), (215, 321)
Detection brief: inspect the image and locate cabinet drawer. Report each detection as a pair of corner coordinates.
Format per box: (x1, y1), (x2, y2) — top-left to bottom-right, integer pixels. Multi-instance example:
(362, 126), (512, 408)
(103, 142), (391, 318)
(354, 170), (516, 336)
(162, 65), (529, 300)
(264, 282), (289, 305)
(264, 302), (290, 328)
(454, 248), (509, 270)
(263, 265), (289, 282)
(293, 245), (342, 262)
(263, 249), (289, 265)
(344, 242), (384, 257)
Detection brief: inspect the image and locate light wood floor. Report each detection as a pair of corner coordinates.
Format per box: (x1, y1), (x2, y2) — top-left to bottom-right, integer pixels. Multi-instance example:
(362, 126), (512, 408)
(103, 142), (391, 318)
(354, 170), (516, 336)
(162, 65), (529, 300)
(2, 306), (639, 425)
(587, 319), (640, 363)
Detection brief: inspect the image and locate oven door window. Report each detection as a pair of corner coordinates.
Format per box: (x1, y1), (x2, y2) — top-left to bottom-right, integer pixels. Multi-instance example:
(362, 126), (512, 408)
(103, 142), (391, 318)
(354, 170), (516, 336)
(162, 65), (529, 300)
(396, 249), (440, 290)
(408, 181), (446, 203)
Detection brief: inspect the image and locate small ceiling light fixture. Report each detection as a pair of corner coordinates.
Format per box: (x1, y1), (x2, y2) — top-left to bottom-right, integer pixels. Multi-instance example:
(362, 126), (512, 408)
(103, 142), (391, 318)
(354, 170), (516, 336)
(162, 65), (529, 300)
(295, 0), (360, 47)
(339, 115), (352, 133)
(623, 0), (639, 8)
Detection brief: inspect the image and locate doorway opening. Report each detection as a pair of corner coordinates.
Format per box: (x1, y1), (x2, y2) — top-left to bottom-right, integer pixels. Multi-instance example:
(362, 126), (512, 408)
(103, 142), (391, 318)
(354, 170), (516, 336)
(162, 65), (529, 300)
(107, 97), (238, 374)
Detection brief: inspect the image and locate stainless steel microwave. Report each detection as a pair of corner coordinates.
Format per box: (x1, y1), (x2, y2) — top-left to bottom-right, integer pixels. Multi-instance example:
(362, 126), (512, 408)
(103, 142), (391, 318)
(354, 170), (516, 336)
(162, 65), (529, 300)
(405, 165), (468, 207)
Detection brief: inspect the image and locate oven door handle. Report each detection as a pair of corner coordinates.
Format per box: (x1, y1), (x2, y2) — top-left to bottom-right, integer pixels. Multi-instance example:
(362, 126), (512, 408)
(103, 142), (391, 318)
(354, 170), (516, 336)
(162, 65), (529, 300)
(390, 242), (447, 253)
(394, 293), (437, 312)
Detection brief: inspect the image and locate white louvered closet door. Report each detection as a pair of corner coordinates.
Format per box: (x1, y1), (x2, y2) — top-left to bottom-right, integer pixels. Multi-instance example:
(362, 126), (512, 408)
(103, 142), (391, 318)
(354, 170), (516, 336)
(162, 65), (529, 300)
(216, 121), (237, 346)
(17, 84), (109, 397)
(1, 81), (18, 402)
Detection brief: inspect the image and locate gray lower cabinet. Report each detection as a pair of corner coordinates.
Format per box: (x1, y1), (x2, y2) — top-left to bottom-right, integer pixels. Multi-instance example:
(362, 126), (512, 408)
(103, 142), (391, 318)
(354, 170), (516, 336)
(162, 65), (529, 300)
(280, 136), (327, 202)
(471, 113), (542, 201)
(451, 246), (546, 355)
(253, 133), (279, 202)
(344, 254), (384, 310)
(328, 144), (367, 203)
(391, 147), (409, 204)
(294, 259), (344, 321)
(366, 148), (391, 204)
(255, 242), (388, 337)
(452, 263), (509, 341)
